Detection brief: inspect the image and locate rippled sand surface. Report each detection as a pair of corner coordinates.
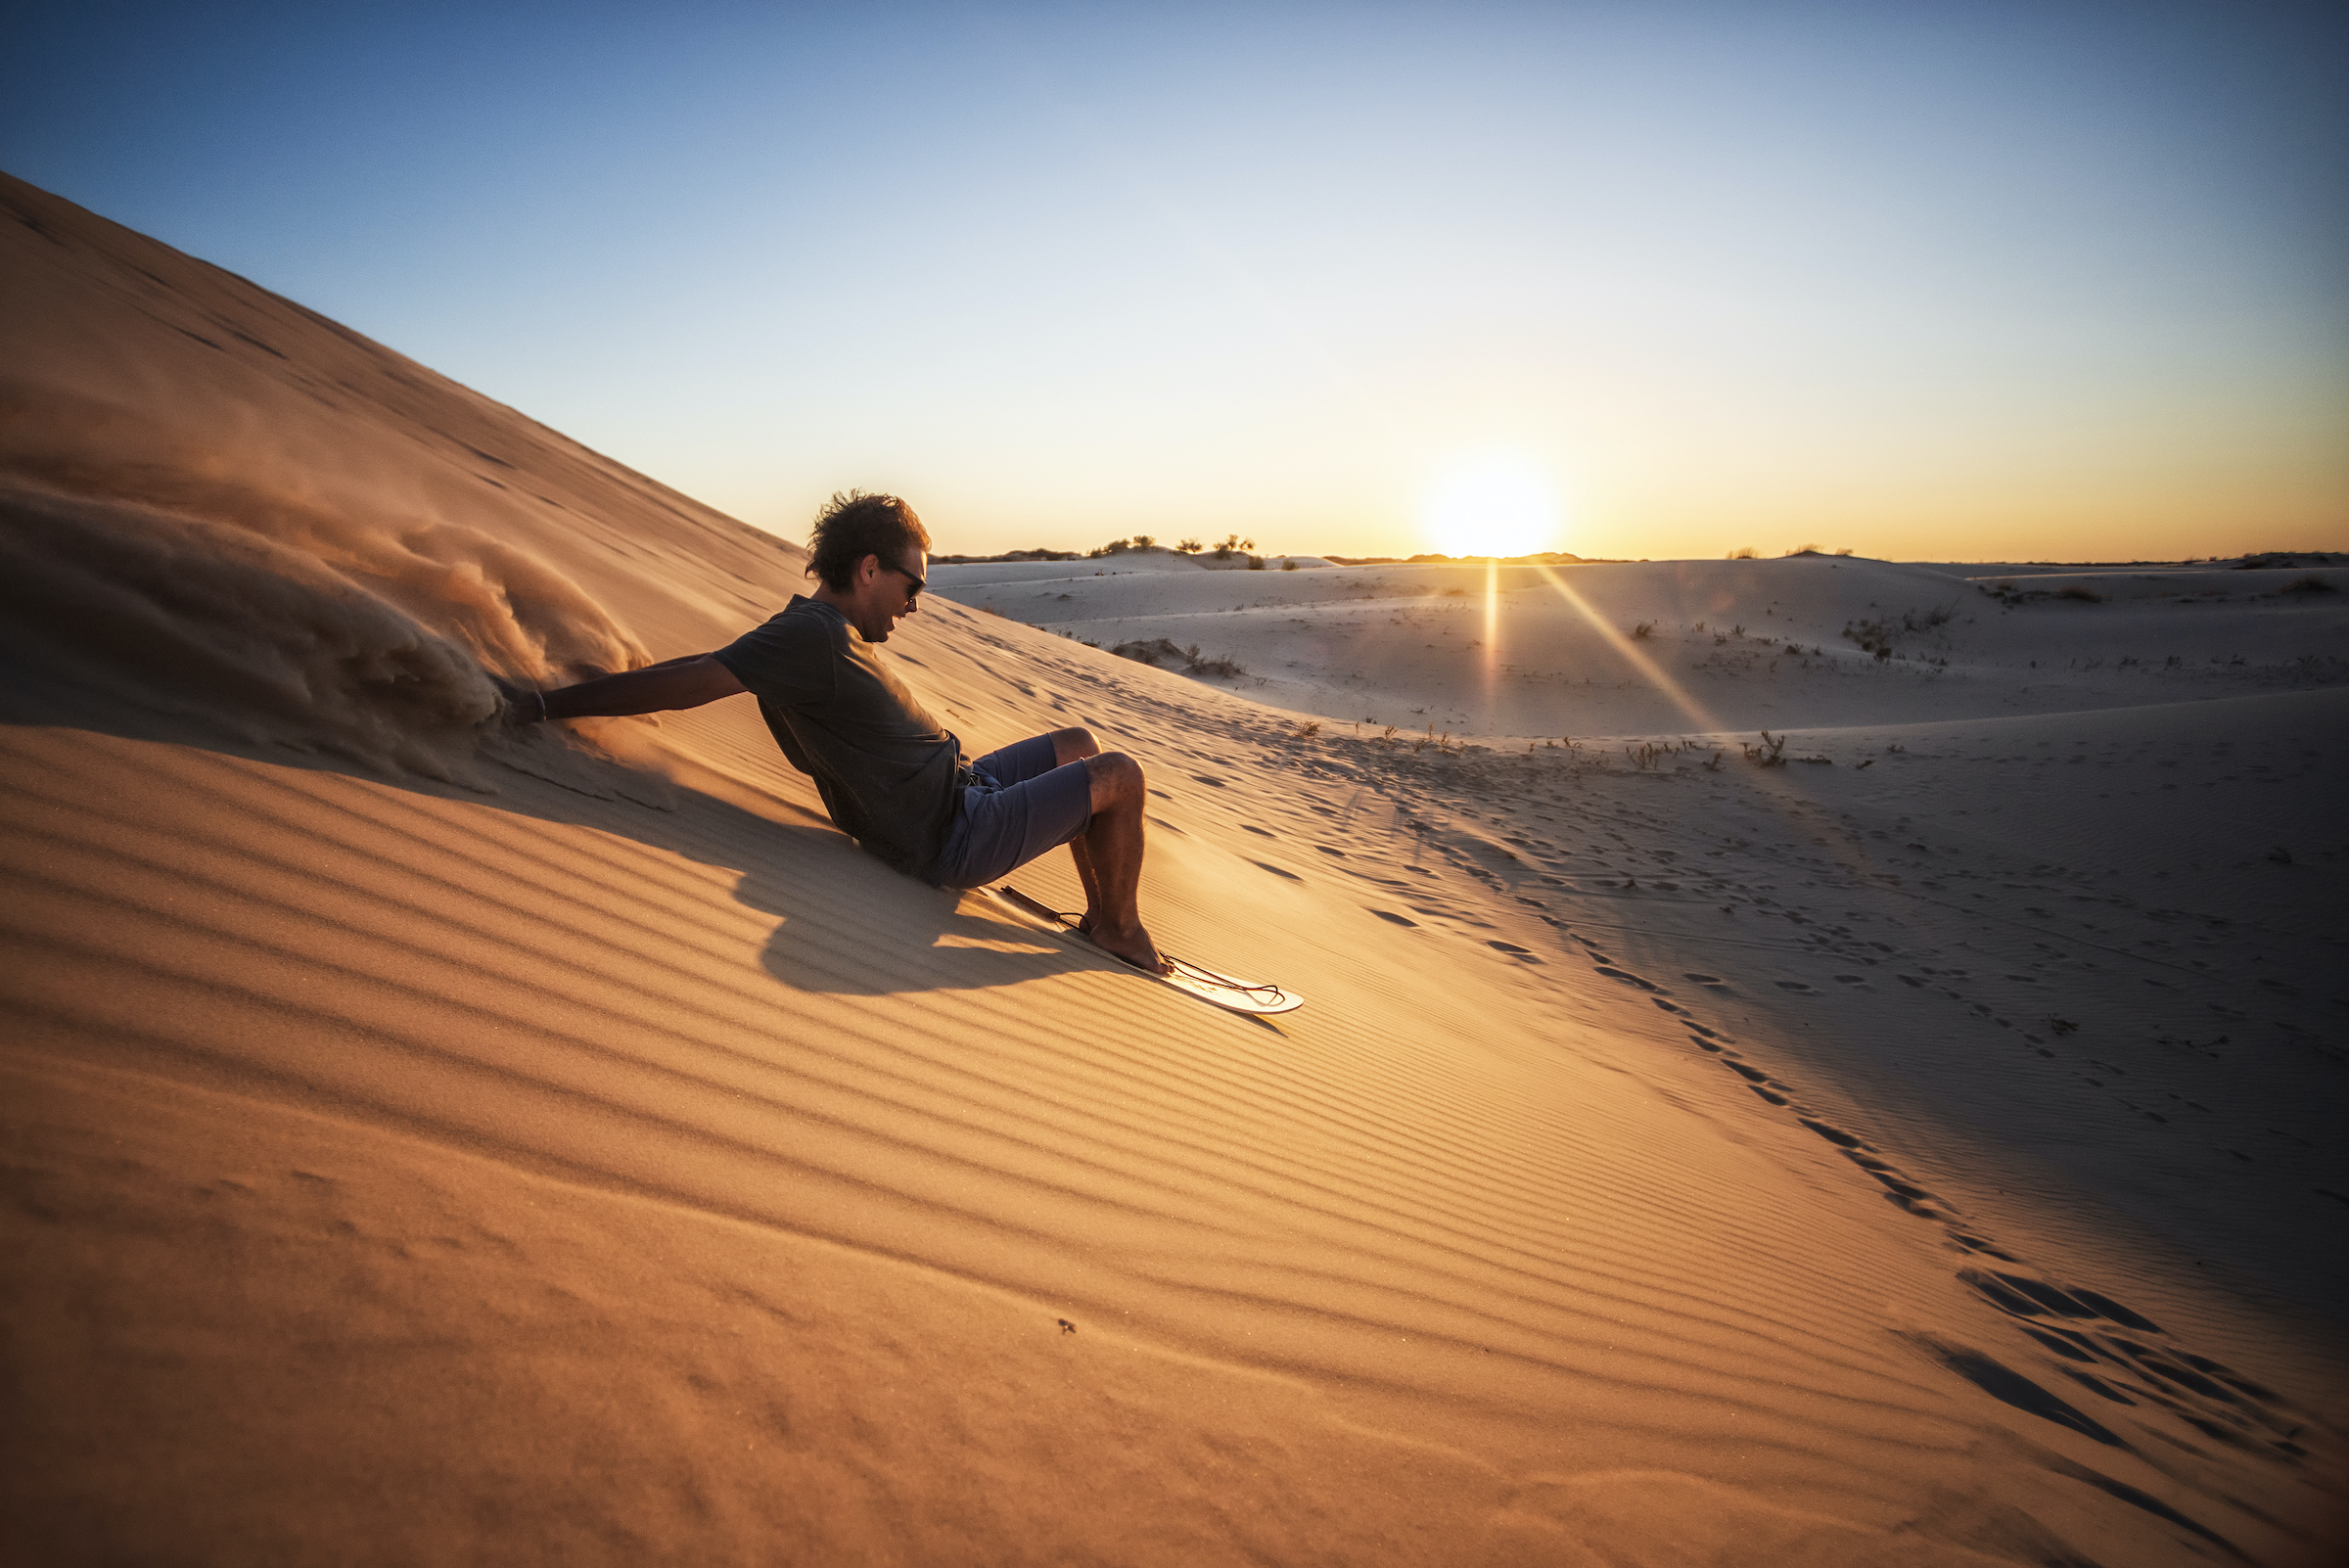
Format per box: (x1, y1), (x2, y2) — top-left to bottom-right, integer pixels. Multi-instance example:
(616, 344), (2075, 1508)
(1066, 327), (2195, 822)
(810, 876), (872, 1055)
(5, 170), (2343, 1566)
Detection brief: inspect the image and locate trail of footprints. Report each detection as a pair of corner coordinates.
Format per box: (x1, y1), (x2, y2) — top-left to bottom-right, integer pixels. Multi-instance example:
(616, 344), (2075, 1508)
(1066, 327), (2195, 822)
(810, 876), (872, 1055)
(1172, 731), (2323, 1551)
(1569, 945), (2321, 1545)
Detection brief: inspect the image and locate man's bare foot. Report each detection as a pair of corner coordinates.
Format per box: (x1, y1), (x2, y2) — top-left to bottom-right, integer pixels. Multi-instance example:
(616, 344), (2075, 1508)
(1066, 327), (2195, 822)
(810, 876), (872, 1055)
(1083, 915), (1166, 974)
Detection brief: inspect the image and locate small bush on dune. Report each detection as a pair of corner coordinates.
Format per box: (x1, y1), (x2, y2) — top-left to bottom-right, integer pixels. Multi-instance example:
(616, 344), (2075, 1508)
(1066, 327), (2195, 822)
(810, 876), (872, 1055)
(2056, 585), (2103, 603)
(1727, 546), (1759, 560)
(1112, 637), (1185, 666)
(1110, 637), (1248, 679)
(1632, 621), (1655, 640)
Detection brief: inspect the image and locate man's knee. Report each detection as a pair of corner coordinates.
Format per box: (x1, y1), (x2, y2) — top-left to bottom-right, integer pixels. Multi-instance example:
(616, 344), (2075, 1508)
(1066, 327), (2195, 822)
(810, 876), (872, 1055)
(1082, 749), (1142, 806)
(1051, 726), (1101, 766)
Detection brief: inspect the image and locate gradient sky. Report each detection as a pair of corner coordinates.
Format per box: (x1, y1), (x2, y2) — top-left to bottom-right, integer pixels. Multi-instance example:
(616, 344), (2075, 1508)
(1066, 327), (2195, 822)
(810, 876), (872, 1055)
(5, 2), (2344, 561)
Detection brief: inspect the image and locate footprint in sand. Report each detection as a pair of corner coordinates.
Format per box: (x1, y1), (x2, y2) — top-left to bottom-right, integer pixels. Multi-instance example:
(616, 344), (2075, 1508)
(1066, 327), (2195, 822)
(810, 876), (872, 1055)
(1488, 941), (1541, 962)
(1368, 909), (1417, 927)
(1774, 980), (1817, 992)
(1593, 965), (1667, 992)
(1797, 1116), (1863, 1148)
(1316, 846), (1347, 857)
(1243, 824), (1276, 837)
(1250, 860), (1301, 881)
(1958, 1269), (2165, 1332)
(1717, 1058), (1793, 1105)
(1905, 1335), (2126, 1450)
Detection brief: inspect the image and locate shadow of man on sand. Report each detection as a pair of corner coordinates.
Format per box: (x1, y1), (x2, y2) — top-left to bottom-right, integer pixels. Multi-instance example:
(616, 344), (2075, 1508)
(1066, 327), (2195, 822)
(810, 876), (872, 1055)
(0, 663), (1101, 1003)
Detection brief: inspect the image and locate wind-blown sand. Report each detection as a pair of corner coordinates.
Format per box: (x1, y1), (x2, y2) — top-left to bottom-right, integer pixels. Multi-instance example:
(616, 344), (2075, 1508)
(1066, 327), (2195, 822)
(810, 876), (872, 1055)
(4, 170), (2344, 1565)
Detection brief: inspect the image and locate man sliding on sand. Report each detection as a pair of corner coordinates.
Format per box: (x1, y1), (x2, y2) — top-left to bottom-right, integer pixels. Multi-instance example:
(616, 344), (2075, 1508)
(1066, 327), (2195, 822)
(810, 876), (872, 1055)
(498, 490), (1165, 972)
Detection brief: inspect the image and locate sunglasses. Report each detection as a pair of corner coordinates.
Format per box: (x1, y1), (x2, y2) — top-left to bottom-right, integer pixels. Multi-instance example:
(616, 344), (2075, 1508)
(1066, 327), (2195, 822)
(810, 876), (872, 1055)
(887, 561), (926, 600)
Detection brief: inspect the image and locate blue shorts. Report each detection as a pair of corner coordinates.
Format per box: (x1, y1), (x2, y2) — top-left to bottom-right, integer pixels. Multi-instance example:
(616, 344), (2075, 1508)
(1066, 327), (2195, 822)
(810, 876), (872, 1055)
(922, 734), (1094, 890)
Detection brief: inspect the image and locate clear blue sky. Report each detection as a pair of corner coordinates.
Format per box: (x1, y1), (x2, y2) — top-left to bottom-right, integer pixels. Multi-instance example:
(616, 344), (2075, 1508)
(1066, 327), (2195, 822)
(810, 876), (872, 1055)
(5, 1), (2343, 560)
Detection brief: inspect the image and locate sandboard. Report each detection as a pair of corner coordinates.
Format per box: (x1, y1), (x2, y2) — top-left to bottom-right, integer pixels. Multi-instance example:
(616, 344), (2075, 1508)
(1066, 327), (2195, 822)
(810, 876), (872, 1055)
(992, 886), (1305, 1016)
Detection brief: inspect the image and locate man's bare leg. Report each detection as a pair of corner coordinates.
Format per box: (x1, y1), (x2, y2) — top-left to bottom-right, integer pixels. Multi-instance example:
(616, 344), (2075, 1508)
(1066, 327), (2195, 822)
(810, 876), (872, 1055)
(1076, 750), (1162, 972)
(1045, 727), (1112, 929)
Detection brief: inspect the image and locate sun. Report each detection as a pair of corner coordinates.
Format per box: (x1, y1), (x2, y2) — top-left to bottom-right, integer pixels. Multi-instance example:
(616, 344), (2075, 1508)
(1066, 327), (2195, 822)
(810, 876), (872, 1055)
(1420, 454), (1561, 558)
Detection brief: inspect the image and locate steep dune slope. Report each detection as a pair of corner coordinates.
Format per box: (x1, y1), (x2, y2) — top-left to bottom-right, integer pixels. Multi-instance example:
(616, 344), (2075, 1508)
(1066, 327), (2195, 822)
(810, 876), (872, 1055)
(4, 174), (2340, 1565)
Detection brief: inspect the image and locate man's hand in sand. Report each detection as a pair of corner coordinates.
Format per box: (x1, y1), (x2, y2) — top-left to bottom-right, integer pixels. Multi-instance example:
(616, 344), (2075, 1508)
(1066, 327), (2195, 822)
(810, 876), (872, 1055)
(487, 491), (1165, 977)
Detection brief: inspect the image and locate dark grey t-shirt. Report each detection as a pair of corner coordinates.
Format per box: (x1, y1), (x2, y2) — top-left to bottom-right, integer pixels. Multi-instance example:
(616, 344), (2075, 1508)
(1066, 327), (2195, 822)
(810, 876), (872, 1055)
(713, 597), (965, 874)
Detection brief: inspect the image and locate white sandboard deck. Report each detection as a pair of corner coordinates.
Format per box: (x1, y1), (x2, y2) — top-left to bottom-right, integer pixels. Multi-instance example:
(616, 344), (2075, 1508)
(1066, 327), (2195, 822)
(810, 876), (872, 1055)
(991, 885), (1306, 1016)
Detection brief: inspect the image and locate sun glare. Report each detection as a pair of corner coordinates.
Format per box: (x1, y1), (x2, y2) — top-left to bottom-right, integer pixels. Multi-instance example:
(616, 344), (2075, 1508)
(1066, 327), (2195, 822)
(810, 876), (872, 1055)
(1421, 455), (1560, 559)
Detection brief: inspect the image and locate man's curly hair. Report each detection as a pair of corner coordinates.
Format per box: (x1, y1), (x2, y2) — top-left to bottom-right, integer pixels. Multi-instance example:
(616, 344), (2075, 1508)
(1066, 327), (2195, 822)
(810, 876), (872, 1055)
(806, 490), (930, 591)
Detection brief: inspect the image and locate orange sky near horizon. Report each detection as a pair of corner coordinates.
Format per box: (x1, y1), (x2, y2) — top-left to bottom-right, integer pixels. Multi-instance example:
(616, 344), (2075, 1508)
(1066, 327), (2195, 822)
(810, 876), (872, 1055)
(4, 4), (2342, 566)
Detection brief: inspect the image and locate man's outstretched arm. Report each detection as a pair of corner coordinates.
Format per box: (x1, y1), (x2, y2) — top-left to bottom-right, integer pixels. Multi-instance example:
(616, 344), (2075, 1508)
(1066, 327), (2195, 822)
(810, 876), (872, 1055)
(502, 654), (746, 723)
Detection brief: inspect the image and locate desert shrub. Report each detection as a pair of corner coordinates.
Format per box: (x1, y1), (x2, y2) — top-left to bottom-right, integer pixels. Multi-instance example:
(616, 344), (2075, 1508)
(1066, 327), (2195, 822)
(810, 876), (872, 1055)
(1727, 546), (1758, 559)
(1176, 537), (1203, 554)
(1111, 637), (1180, 665)
(1109, 637), (1246, 678)
(1282, 558), (1299, 571)
(1843, 617), (1890, 655)
(2056, 585), (2103, 603)
(2283, 574), (2337, 594)
(1832, 547), (1855, 556)
(1632, 621), (1655, 639)
(1784, 543), (1822, 556)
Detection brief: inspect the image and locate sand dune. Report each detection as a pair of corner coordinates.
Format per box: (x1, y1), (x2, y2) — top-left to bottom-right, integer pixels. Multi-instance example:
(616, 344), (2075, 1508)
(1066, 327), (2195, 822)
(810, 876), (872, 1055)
(4, 170), (2344, 1565)
(938, 554), (2347, 740)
